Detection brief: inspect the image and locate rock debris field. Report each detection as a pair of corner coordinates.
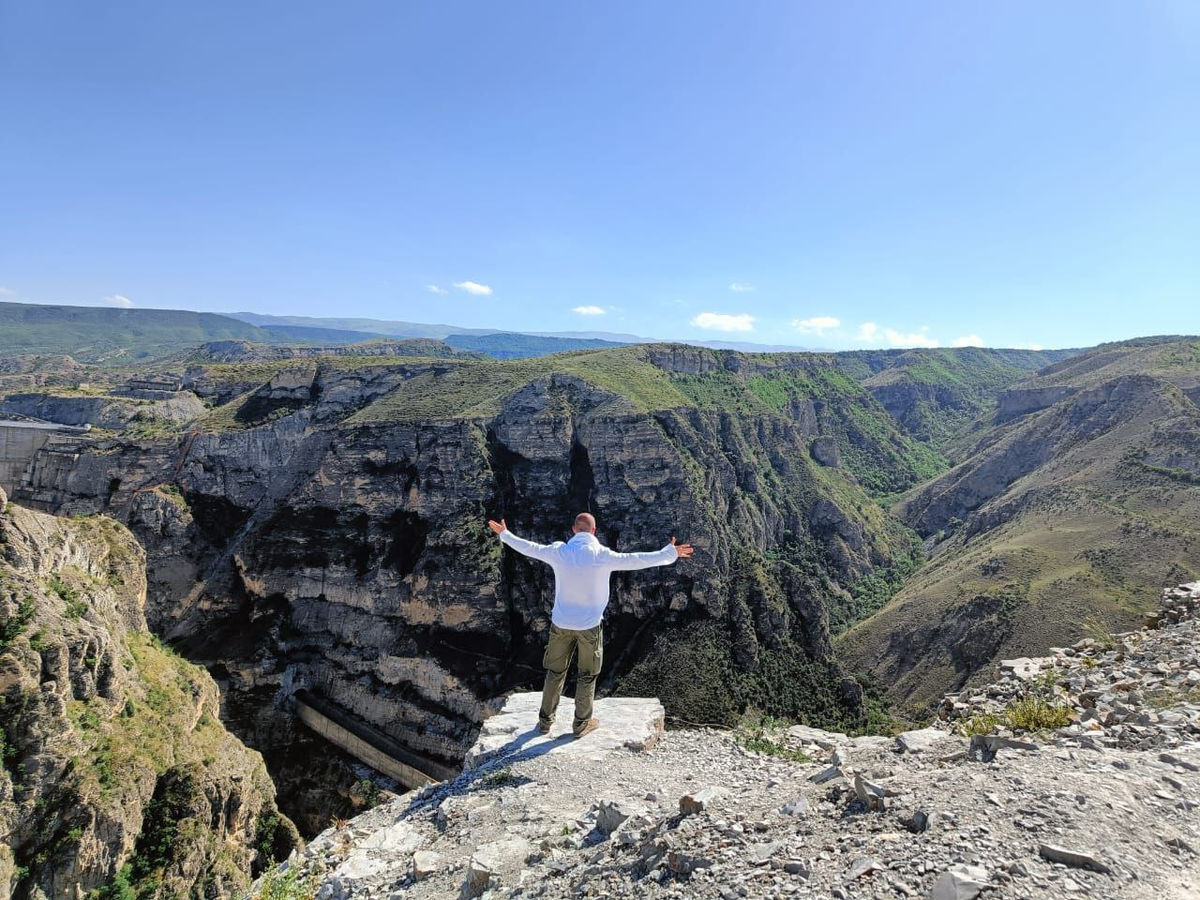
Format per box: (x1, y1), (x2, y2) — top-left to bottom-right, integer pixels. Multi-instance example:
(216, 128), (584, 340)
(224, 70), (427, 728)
(271, 585), (1200, 899)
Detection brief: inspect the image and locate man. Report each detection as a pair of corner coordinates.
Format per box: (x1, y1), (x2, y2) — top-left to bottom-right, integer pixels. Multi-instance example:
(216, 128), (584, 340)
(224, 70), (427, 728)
(487, 512), (693, 738)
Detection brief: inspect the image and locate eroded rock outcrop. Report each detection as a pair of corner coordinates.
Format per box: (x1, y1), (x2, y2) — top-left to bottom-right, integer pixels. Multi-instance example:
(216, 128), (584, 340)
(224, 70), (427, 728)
(0, 490), (298, 899)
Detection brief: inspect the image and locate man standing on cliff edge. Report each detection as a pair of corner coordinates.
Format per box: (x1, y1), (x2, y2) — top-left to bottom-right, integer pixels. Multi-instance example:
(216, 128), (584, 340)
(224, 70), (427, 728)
(487, 513), (693, 738)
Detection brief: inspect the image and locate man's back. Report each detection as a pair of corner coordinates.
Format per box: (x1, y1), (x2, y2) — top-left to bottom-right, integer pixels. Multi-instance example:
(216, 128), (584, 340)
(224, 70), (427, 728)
(498, 529), (678, 629)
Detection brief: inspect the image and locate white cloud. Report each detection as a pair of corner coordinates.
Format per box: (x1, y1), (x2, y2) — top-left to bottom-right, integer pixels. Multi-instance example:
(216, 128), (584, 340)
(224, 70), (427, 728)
(951, 334), (985, 348)
(572, 305), (606, 316)
(884, 327), (939, 348)
(691, 311), (755, 332)
(1015, 342), (1045, 351)
(857, 321), (942, 347)
(791, 316), (840, 336)
(728, 282), (755, 293)
(102, 294), (134, 308)
(426, 284), (448, 295)
(0, 286), (15, 298)
(453, 281), (493, 296)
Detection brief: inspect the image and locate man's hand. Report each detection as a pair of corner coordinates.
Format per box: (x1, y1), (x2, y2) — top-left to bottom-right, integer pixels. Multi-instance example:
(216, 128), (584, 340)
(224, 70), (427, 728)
(670, 536), (694, 559)
(487, 518), (508, 535)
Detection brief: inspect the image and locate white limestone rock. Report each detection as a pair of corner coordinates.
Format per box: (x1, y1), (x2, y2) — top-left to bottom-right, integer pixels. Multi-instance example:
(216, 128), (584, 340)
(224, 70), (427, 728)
(463, 692), (665, 770)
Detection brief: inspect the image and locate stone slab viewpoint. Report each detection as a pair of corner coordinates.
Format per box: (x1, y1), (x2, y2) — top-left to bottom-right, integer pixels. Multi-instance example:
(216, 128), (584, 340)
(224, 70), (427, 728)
(463, 692), (665, 770)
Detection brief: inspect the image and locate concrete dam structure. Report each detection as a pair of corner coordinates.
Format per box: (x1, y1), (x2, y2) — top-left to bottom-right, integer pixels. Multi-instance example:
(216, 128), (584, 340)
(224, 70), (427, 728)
(0, 419), (89, 496)
(293, 690), (459, 790)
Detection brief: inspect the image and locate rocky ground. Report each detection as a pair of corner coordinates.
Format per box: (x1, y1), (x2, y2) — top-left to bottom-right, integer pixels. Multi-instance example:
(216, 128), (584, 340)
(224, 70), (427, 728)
(262, 584), (1200, 900)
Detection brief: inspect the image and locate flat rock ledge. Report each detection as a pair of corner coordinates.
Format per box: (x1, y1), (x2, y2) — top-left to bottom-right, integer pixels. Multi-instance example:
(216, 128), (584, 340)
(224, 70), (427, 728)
(463, 692), (665, 770)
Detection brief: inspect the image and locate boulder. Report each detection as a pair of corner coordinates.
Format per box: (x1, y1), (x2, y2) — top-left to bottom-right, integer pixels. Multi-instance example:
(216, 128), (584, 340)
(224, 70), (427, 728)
(1038, 843), (1112, 873)
(930, 864), (990, 899)
(667, 848), (714, 875)
(845, 856), (884, 880)
(894, 727), (957, 754)
(465, 838), (531, 896)
(968, 734), (1038, 762)
(412, 850), (441, 880)
(780, 796), (810, 817)
(999, 657), (1044, 680)
(809, 765), (846, 785)
(679, 786), (724, 816)
(595, 799), (643, 834)
(853, 774), (888, 811)
(787, 724), (845, 750)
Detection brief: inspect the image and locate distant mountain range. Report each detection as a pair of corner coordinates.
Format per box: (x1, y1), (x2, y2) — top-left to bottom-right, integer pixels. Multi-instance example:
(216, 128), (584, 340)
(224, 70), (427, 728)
(226, 311), (819, 353)
(0, 301), (627, 364)
(0, 301), (822, 364)
(227, 311), (647, 343)
(2, 300), (1085, 368)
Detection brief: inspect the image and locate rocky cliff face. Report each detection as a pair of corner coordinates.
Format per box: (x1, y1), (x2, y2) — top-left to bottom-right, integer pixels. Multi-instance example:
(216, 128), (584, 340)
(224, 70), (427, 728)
(0, 488), (298, 899)
(12, 346), (927, 832)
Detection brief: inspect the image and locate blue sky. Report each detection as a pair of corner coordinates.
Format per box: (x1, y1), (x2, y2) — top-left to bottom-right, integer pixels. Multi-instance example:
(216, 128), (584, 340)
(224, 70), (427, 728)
(2, 2), (1197, 349)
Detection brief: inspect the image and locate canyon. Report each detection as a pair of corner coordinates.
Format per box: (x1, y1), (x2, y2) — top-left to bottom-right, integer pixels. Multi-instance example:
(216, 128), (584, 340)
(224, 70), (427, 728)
(1, 334), (1198, 897)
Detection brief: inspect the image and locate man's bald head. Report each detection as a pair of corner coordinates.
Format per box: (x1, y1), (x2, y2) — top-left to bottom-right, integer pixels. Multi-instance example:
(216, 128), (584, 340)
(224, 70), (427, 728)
(573, 512), (596, 534)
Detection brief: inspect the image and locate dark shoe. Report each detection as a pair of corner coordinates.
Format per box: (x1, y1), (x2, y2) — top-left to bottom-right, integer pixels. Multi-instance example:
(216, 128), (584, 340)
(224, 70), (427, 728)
(573, 718), (599, 739)
(537, 721), (552, 735)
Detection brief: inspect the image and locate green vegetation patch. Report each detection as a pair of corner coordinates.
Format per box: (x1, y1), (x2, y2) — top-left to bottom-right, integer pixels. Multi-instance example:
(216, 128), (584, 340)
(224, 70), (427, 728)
(69, 633), (223, 799)
(0, 597), (36, 652)
(349, 347), (692, 422)
(960, 694), (1074, 736)
(254, 865), (317, 900)
(616, 618), (869, 732)
(831, 533), (924, 634)
(733, 710), (810, 762)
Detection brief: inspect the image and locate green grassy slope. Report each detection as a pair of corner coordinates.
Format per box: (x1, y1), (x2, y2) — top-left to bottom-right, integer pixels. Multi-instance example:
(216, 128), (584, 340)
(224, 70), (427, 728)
(838, 340), (1200, 711)
(1014, 336), (1200, 390)
(0, 301), (406, 364)
(835, 347), (1079, 452)
(0, 302), (270, 363)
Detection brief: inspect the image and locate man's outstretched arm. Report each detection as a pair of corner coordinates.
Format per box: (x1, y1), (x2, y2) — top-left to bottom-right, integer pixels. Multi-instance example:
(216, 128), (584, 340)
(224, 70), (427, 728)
(487, 518), (559, 564)
(603, 536), (694, 572)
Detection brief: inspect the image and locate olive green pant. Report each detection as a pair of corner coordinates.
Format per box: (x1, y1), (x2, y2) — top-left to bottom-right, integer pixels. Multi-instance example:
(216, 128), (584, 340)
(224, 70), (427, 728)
(539, 622), (603, 733)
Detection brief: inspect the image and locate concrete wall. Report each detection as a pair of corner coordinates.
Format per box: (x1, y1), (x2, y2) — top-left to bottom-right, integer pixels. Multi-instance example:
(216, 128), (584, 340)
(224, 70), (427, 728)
(294, 690), (459, 790)
(0, 423), (71, 496)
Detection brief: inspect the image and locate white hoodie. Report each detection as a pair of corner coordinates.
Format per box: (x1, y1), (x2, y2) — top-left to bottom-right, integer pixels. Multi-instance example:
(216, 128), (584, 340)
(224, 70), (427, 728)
(498, 529), (679, 630)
